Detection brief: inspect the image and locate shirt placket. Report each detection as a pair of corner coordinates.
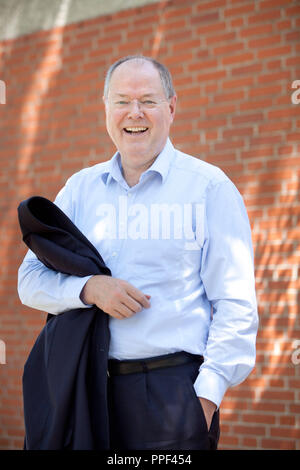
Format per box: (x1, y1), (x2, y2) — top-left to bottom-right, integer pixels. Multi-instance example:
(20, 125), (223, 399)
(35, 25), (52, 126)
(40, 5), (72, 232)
(109, 187), (136, 273)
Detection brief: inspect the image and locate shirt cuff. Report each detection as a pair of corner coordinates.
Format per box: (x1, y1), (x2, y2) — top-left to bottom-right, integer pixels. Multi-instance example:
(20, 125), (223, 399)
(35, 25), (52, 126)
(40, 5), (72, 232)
(193, 366), (229, 409)
(76, 275), (94, 308)
(58, 274), (94, 312)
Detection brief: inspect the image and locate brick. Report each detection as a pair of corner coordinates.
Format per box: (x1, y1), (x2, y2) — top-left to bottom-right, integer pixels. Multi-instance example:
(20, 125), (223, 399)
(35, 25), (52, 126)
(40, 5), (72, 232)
(232, 112), (263, 124)
(196, 0), (226, 12)
(262, 439), (296, 450)
(179, 96), (209, 108)
(222, 52), (254, 65)
(258, 121), (290, 133)
(196, 21), (226, 36)
(242, 413), (276, 425)
(247, 34), (282, 49)
(258, 70), (291, 84)
(215, 87), (246, 103)
(172, 38), (201, 52)
(230, 17), (244, 28)
(222, 76), (254, 90)
(257, 45), (291, 59)
(224, 4), (255, 17)
(195, 49), (210, 59)
(190, 12), (220, 25)
(268, 107), (300, 119)
(248, 10), (282, 24)
(260, 0), (293, 8)
(247, 161), (264, 171)
(188, 59), (218, 71)
(266, 59), (282, 70)
(205, 131), (218, 141)
(197, 69), (227, 82)
(164, 6), (192, 20)
(233, 425), (266, 436)
(205, 31), (236, 45)
(250, 135), (283, 146)
(240, 24), (273, 37)
(240, 98), (273, 111)
(206, 105), (237, 118)
(267, 156), (300, 169)
(271, 427), (300, 439)
(286, 5), (300, 16)
(232, 63), (263, 76)
(213, 42), (244, 56)
(223, 127), (253, 138)
(285, 30), (300, 42)
(277, 19), (292, 31)
(220, 412), (240, 423)
(219, 435), (239, 446)
(117, 39), (145, 54)
(197, 118), (228, 129)
(127, 27), (153, 40)
(242, 437), (257, 448)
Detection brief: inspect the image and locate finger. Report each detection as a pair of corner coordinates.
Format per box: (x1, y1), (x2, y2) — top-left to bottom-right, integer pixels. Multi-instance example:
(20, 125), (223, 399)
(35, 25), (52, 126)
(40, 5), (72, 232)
(138, 294), (151, 309)
(125, 285), (151, 309)
(115, 302), (137, 318)
(122, 296), (143, 314)
(109, 309), (126, 320)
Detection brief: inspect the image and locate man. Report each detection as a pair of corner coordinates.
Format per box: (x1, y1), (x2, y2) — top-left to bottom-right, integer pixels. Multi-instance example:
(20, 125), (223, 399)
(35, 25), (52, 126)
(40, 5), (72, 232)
(18, 55), (258, 450)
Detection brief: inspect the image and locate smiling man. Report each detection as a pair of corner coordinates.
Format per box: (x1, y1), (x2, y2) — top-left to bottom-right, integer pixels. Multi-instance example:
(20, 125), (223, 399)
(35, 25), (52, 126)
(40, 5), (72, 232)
(18, 55), (258, 450)
(104, 58), (177, 187)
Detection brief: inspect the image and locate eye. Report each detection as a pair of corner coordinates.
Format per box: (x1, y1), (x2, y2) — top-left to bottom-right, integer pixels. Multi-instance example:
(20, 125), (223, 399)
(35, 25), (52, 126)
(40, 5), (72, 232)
(116, 100), (129, 105)
(142, 100), (156, 107)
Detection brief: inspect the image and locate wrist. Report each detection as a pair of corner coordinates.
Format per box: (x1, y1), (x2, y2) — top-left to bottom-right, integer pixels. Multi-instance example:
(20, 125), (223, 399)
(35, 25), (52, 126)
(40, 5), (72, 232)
(199, 397), (217, 430)
(199, 397), (217, 411)
(80, 276), (95, 305)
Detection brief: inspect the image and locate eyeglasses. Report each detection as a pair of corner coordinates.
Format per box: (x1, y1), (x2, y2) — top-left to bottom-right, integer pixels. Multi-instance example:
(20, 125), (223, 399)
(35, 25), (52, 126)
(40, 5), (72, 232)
(108, 97), (169, 111)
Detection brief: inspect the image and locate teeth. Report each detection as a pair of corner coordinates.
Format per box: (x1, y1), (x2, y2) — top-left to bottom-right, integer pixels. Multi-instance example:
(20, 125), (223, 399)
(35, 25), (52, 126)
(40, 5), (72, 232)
(125, 127), (147, 132)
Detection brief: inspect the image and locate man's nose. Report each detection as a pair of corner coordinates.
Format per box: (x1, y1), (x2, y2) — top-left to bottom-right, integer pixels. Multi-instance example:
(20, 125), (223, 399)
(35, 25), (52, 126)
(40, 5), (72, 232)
(128, 100), (144, 118)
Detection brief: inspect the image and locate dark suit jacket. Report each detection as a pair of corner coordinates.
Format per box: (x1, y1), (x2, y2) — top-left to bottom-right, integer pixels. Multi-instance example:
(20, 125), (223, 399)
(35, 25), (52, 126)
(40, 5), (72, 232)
(18, 196), (111, 450)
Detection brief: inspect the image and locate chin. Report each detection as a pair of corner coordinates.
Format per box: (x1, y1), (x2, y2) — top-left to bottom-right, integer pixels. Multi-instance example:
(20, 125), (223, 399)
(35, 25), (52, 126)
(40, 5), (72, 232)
(123, 143), (149, 157)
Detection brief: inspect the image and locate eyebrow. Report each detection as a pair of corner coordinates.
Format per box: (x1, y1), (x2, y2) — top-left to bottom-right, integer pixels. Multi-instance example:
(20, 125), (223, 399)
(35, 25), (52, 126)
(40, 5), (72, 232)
(113, 93), (157, 98)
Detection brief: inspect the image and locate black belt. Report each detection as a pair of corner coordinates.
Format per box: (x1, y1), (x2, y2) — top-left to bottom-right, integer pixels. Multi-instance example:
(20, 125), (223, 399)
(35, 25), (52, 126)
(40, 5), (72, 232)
(108, 351), (204, 376)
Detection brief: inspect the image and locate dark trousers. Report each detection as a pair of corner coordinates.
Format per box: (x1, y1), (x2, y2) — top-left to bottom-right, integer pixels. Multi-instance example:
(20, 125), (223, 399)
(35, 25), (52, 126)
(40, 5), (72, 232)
(107, 354), (220, 450)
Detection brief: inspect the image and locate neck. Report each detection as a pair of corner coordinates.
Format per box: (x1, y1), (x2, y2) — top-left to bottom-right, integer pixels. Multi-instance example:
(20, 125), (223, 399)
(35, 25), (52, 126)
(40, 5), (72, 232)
(121, 155), (157, 187)
(123, 169), (140, 187)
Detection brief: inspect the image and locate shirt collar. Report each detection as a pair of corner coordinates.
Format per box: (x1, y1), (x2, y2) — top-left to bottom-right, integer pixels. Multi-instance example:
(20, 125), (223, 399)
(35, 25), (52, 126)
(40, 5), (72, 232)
(100, 138), (175, 186)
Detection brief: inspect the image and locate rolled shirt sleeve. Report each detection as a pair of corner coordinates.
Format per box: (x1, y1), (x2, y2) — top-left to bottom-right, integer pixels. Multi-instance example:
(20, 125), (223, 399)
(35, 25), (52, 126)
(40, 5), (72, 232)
(194, 180), (258, 408)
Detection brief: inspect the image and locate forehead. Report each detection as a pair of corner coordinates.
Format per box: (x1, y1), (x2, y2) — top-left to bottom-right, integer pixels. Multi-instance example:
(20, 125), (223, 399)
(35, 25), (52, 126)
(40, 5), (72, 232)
(109, 60), (164, 96)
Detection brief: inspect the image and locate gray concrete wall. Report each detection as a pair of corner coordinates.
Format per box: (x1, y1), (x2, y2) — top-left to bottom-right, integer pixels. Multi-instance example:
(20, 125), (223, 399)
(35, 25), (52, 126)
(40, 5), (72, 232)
(0, 0), (160, 41)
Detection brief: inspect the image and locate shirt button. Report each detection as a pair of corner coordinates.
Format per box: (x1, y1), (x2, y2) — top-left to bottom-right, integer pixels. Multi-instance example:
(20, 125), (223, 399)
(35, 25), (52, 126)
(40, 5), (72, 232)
(112, 252), (117, 257)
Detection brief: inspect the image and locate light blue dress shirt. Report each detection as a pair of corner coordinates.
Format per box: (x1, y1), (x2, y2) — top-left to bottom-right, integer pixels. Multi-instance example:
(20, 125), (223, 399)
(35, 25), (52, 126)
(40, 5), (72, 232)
(18, 138), (258, 408)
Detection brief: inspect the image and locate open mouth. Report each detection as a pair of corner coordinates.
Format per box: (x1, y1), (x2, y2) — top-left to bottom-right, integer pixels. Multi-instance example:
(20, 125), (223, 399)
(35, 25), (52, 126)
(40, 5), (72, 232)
(123, 127), (148, 135)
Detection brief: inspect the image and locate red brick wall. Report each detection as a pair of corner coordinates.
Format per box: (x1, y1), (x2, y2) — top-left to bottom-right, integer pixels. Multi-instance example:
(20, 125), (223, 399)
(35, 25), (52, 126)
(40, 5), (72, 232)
(0, 0), (299, 450)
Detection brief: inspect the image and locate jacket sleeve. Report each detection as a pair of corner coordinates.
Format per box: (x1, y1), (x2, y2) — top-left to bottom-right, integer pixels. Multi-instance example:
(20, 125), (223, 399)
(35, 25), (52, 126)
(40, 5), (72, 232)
(18, 182), (92, 314)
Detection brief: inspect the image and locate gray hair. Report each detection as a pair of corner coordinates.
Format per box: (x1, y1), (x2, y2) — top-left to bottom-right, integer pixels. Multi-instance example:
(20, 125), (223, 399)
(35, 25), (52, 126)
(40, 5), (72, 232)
(103, 55), (176, 99)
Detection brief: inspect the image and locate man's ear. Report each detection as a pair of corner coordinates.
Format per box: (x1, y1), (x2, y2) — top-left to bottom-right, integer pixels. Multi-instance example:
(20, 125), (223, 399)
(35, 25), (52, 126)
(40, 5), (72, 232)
(169, 95), (177, 122)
